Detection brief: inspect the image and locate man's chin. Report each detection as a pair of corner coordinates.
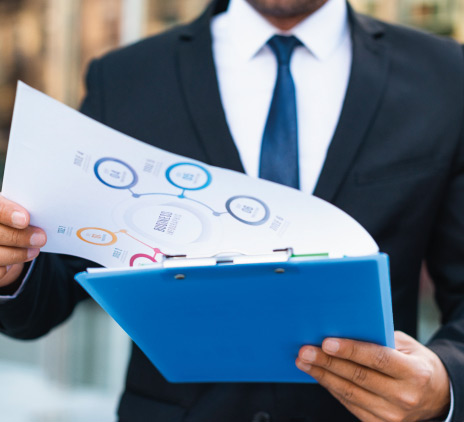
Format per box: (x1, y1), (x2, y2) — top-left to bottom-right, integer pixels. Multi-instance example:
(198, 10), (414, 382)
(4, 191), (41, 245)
(244, 0), (328, 18)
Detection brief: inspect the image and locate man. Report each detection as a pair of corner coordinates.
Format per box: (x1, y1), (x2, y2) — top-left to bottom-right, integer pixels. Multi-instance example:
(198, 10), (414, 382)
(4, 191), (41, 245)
(0, 0), (463, 420)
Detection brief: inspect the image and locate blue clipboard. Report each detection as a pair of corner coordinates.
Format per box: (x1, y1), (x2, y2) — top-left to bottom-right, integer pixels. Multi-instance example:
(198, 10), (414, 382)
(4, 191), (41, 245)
(75, 252), (394, 383)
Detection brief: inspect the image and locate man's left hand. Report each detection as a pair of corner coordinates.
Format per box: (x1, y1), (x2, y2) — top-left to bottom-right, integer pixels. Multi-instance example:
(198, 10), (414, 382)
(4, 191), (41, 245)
(296, 331), (450, 422)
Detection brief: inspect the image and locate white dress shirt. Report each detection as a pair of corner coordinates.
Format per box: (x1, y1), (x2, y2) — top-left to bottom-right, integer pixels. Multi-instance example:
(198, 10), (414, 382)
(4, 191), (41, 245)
(211, 0), (351, 194)
(211, 0), (454, 420)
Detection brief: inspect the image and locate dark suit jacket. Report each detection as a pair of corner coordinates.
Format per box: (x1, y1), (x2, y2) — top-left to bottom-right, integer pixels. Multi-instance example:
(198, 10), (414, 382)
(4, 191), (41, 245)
(1, 1), (464, 421)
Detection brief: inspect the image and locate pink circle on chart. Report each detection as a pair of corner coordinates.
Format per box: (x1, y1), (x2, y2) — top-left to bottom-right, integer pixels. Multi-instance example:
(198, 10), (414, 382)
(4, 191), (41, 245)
(130, 253), (158, 267)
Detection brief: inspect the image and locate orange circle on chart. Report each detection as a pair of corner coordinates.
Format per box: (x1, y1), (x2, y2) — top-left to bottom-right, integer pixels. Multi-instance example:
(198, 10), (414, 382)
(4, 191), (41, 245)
(76, 227), (118, 246)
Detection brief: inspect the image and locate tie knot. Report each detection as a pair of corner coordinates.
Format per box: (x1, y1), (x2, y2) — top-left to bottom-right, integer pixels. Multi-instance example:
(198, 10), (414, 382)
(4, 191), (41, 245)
(267, 35), (301, 66)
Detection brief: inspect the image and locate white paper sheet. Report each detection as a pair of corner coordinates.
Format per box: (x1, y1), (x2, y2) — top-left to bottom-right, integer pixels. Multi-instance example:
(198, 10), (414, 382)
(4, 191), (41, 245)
(1, 83), (378, 268)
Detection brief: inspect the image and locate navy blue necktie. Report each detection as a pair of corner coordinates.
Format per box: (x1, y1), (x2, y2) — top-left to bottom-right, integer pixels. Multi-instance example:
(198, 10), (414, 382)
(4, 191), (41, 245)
(259, 35), (301, 189)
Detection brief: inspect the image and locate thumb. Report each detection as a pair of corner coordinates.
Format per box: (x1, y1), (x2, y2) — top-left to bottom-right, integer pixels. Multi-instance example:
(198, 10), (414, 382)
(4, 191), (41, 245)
(394, 331), (423, 355)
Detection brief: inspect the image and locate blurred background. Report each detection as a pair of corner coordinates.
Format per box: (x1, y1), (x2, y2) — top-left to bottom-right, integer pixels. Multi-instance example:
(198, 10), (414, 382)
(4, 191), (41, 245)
(0, 0), (463, 421)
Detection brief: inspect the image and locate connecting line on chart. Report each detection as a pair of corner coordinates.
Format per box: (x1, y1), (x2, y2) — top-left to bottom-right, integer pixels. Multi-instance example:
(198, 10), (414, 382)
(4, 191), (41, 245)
(117, 230), (165, 263)
(76, 226), (165, 267)
(115, 229), (158, 252)
(94, 157), (272, 227)
(180, 196), (229, 216)
(127, 189), (227, 217)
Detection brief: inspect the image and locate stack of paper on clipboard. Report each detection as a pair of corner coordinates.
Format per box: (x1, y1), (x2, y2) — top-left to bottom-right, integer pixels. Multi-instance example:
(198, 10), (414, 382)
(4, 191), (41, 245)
(2, 83), (394, 383)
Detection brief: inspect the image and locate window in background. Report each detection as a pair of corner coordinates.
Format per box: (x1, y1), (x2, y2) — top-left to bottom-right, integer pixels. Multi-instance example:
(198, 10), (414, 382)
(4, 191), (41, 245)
(0, 0), (122, 153)
(399, 0), (459, 35)
(352, 0), (464, 39)
(145, 0), (209, 34)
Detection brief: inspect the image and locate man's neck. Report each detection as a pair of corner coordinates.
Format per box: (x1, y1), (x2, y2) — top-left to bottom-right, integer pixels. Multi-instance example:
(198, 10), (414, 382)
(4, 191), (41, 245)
(263, 14), (312, 31)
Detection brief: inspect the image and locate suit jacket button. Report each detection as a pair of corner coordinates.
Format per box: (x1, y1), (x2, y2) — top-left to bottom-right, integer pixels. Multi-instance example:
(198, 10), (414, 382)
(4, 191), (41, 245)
(252, 411), (271, 422)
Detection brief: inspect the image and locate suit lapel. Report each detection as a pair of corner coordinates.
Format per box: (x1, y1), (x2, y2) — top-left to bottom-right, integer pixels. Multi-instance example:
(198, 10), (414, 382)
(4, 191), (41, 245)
(313, 8), (390, 203)
(176, 1), (244, 173)
(176, 1), (390, 198)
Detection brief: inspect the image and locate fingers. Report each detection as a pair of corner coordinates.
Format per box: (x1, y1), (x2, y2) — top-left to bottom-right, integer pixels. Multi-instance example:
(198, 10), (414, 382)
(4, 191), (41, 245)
(334, 401), (385, 422)
(0, 224), (46, 249)
(0, 195), (46, 274)
(394, 331), (422, 354)
(296, 360), (389, 419)
(297, 336), (451, 422)
(0, 224), (45, 268)
(319, 338), (412, 379)
(0, 246), (40, 266)
(0, 195), (30, 229)
(298, 346), (396, 395)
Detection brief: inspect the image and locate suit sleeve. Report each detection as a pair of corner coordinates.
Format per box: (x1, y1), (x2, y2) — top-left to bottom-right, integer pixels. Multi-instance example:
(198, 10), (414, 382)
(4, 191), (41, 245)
(0, 60), (104, 339)
(425, 45), (464, 422)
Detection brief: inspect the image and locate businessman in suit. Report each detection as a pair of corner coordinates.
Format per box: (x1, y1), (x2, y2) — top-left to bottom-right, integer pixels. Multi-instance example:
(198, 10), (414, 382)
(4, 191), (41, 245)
(0, 0), (463, 420)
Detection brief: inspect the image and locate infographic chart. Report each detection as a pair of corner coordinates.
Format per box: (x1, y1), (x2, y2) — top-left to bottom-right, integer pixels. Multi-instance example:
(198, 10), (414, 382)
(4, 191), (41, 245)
(94, 158), (270, 224)
(76, 158), (272, 267)
(2, 83), (379, 269)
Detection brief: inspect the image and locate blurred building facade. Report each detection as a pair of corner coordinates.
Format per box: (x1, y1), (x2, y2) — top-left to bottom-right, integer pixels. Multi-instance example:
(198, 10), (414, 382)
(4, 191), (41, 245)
(0, 0), (463, 421)
(1, 0), (463, 151)
(0, 0), (209, 151)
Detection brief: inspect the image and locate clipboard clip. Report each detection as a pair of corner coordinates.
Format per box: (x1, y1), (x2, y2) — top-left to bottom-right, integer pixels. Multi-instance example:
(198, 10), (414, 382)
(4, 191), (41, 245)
(161, 248), (293, 268)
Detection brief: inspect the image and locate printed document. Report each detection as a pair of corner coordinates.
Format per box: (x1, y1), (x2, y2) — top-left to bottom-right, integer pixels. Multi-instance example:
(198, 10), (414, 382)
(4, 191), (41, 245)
(2, 83), (378, 267)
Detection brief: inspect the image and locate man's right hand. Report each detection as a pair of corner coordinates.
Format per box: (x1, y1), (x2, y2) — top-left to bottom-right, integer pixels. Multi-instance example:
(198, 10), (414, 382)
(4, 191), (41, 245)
(0, 195), (47, 288)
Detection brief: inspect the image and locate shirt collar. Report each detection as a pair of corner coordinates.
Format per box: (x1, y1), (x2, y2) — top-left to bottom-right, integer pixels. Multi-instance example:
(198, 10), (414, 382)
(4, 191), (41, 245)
(221, 0), (349, 62)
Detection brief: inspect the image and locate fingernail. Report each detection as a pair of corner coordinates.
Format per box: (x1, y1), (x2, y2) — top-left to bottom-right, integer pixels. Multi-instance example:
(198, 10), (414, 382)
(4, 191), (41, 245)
(12, 211), (27, 227)
(302, 349), (316, 362)
(30, 233), (46, 247)
(27, 248), (40, 260)
(296, 360), (311, 371)
(323, 339), (340, 353)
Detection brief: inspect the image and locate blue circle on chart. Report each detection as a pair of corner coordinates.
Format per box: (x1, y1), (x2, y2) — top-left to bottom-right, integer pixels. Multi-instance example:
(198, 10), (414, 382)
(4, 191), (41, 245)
(94, 157), (138, 189)
(165, 162), (212, 191)
(225, 196), (270, 226)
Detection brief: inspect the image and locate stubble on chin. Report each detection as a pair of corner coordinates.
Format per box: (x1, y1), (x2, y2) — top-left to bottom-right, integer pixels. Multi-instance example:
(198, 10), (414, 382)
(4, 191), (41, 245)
(245, 0), (329, 18)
